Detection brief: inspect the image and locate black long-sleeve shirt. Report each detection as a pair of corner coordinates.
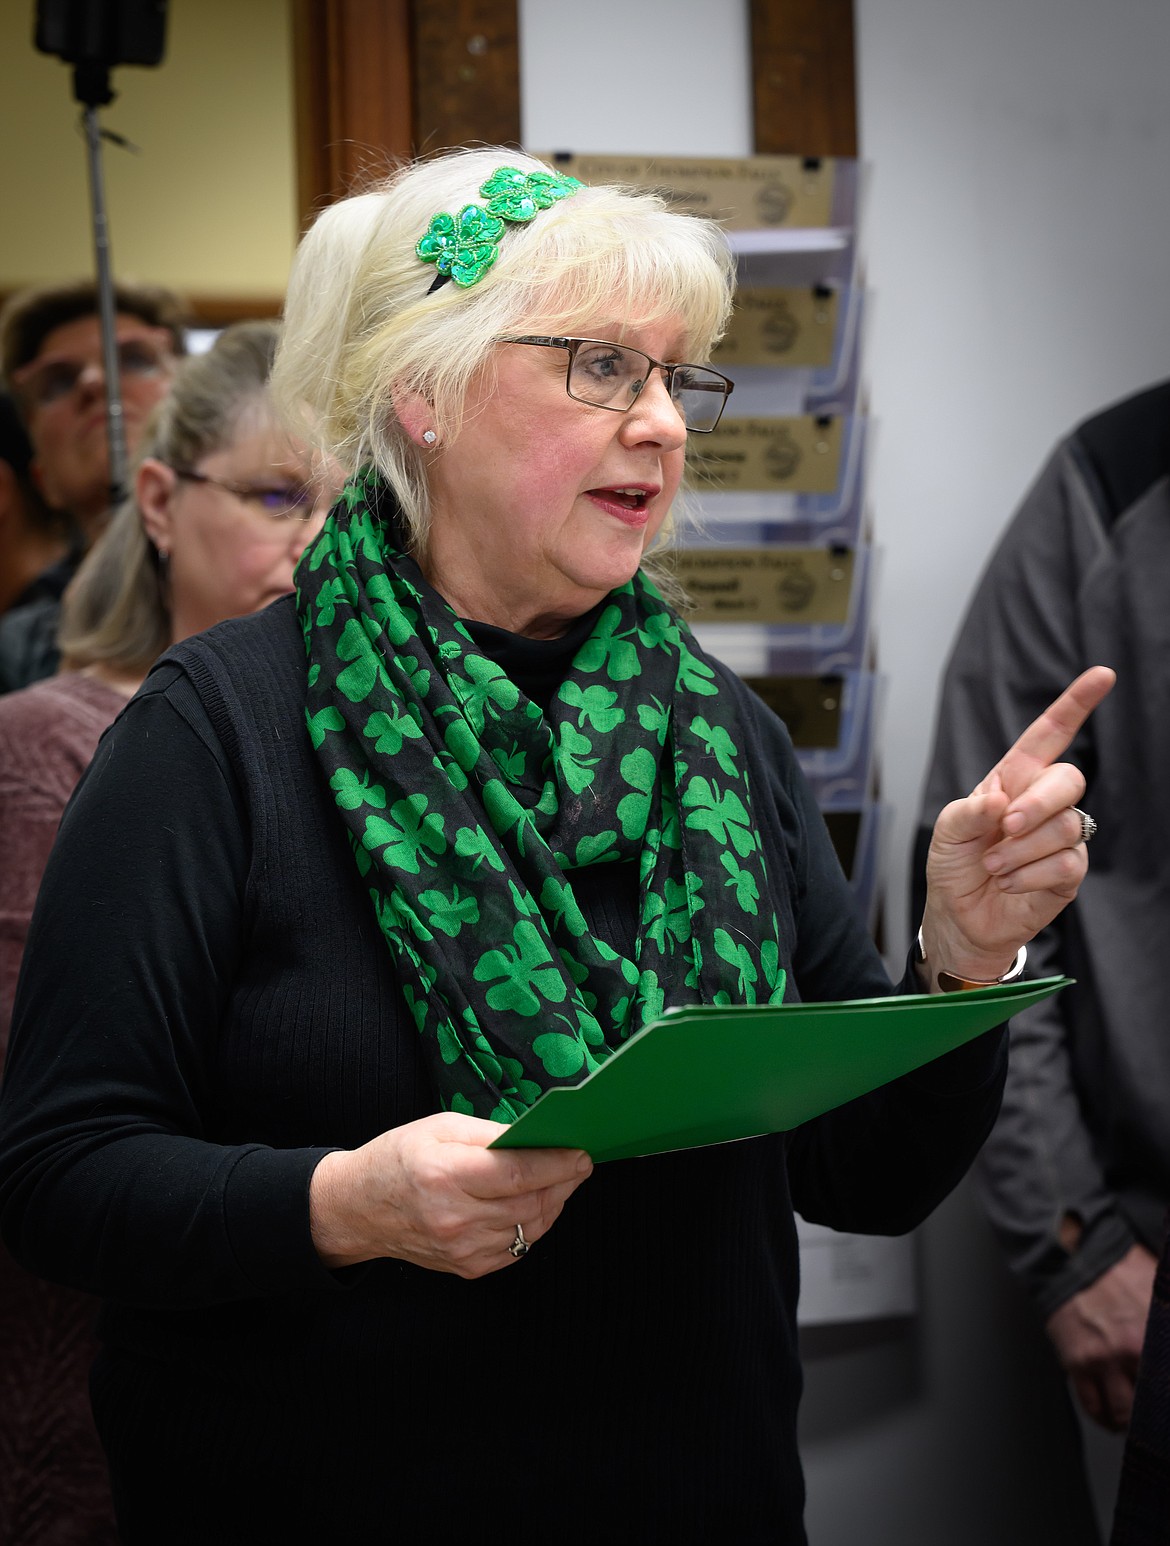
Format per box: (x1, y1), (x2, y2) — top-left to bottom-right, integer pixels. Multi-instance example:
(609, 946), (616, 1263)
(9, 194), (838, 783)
(0, 597), (1005, 1544)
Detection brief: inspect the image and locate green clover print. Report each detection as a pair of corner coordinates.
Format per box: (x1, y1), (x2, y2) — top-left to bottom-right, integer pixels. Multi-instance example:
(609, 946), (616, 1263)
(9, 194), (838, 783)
(416, 204), (507, 288)
(565, 830), (621, 868)
(616, 745), (658, 840)
(719, 851), (760, 915)
(453, 823), (508, 873)
(492, 1048), (543, 1111)
(362, 794), (447, 874)
(681, 776), (757, 857)
(643, 875), (696, 954)
(306, 705), (345, 749)
(419, 884), (481, 939)
(713, 929), (760, 1001)
(329, 767), (388, 812)
(690, 716), (740, 778)
(556, 721), (599, 795)
(538, 876), (591, 938)
(363, 705), (423, 755)
(473, 919), (569, 1016)
(313, 575), (348, 627)
(676, 643), (719, 697)
(575, 604), (643, 682)
(334, 616), (381, 704)
(448, 653), (522, 735)
(557, 679), (625, 734)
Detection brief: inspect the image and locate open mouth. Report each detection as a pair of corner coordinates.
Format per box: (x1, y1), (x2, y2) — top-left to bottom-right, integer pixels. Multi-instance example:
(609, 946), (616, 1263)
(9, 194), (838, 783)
(592, 486), (650, 511)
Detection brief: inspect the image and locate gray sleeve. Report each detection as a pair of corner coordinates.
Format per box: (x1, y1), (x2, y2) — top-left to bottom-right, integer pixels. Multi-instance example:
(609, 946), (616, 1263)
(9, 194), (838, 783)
(917, 437), (1132, 1316)
(975, 924), (1134, 1317)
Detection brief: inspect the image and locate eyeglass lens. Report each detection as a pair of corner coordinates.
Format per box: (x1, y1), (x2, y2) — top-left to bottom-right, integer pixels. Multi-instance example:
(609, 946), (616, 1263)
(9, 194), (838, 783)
(250, 486), (316, 520)
(567, 342), (729, 431)
(21, 340), (171, 407)
(173, 467), (318, 521)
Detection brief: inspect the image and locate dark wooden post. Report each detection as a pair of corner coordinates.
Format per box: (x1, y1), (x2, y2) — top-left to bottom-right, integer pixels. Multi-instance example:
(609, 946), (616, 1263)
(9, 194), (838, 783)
(291, 0), (415, 227)
(750, 0), (858, 157)
(412, 0), (521, 154)
(292, 0), (521, 227)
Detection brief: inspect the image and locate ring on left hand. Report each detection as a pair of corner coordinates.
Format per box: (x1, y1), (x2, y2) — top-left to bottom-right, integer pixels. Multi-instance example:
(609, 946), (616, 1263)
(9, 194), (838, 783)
(1072, 807), (1097, 845)
(508, 1223), (530, 1259)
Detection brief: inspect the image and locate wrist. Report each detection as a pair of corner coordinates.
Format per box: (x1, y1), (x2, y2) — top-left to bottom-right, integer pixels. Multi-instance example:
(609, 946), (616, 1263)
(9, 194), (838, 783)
(914, 922), (1026, 994)
(309, 1149), (367, 1268)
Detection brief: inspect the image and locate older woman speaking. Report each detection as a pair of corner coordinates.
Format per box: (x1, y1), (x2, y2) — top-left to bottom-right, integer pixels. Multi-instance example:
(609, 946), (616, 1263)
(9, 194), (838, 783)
(0, 150), (1110, 1544)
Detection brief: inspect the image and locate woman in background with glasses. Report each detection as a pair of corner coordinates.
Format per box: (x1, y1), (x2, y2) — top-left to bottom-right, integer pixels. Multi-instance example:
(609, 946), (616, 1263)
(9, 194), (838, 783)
(0, 318), (336, 1546)
(0, 150), (1110, 1544)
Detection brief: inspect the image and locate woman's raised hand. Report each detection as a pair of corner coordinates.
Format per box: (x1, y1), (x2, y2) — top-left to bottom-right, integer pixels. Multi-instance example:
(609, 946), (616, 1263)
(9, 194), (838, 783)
(918, 666), (1115, 986)
(309, 1112), (592, 1276)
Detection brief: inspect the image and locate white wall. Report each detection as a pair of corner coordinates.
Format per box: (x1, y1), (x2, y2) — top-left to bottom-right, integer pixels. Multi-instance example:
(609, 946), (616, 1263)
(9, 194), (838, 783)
(521, 0), (1170, 1538)
(520, 0), (752, 157)
(861, 0), (1170, 964)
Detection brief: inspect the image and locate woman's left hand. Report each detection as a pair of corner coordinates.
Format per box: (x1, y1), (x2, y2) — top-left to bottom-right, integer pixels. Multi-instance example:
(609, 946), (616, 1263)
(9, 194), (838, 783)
(918, 666), (1115, 988)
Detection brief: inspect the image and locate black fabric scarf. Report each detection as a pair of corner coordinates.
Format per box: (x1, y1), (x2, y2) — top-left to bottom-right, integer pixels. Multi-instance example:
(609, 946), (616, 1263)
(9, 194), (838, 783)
(296, 469), (786, 1121)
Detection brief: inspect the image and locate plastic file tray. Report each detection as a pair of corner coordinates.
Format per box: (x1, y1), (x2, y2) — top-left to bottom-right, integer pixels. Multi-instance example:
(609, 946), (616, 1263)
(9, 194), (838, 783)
(823, 801), (883, 931)
(687, 479), (865, 551)
(691, 563), (871, 677)
(805, 287), (863, 415)
(740, 671), (852, 754)
(712, 282), (864, 417)
(690, 413), (866, 528)
(725, 160), (860, 284)
(796, 670), (877, 810)
(539, 152), (857, 238)
(729, 231), (854, 292)
(688, 543), (870, 661)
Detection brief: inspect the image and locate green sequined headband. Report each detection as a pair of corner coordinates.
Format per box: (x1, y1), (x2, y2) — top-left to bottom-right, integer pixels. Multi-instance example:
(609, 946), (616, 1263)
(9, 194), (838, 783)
(416, 166), (584, 292)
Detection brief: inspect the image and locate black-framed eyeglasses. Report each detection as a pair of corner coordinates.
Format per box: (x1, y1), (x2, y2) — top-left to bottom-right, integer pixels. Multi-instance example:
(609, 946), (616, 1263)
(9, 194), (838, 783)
(497, 336), (734, 433)
(12, 332), (175, 409)
(169, 466), (319, 522)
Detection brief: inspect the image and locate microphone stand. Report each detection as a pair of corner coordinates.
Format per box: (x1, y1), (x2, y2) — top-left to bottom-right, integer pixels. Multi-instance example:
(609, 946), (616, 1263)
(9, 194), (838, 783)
(73, 59), (127, 507)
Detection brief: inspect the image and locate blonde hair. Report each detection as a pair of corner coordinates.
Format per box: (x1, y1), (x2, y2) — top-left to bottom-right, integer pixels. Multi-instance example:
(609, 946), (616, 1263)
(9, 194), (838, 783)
(59, 320), (281, 675)
(272, 147), (736, 555)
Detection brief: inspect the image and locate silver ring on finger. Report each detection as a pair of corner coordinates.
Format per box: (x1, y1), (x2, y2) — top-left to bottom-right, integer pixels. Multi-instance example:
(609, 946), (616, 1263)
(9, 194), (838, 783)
(508, 1223), (531, 1259)
(1072, 807), (1097, 845)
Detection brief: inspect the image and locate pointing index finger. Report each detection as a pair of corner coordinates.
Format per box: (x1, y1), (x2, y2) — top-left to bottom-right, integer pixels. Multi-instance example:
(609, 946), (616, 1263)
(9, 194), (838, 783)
(993, 667), (1115, 801)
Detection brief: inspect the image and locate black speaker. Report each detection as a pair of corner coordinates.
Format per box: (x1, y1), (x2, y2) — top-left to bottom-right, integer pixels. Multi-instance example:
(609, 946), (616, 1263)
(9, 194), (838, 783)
(35, 0), (167, 71)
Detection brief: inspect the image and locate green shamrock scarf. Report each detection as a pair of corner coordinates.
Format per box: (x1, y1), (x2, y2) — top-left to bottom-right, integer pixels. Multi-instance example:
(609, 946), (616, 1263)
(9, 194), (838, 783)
(297, 469), (786, 1122)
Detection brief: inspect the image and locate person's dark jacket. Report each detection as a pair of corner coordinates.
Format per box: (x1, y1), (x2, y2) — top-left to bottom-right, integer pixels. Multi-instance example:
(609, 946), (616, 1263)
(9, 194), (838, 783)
(915, 379), (1170, 1318)
(0, 592), (67, 692)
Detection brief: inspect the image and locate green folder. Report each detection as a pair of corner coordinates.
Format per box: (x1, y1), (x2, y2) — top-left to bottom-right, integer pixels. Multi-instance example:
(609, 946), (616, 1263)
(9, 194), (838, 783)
(489, 977), (1068, 1163)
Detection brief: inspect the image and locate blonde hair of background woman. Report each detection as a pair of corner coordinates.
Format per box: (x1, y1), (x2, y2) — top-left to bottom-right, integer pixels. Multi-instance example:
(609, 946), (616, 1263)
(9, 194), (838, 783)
(59, 320), (281, 677)
(272, 147), (736, 558)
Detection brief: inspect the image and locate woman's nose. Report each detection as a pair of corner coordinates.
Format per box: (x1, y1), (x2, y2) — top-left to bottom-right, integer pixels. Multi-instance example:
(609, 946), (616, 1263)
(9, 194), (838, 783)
(622, 369), (687, 449)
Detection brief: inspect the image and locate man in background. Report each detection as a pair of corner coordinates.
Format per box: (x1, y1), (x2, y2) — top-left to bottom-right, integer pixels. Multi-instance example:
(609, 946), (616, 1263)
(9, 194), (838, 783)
(0, 278), (186, 690)
(916, 378), (1170, 1523)
(0, 390), (71, 619)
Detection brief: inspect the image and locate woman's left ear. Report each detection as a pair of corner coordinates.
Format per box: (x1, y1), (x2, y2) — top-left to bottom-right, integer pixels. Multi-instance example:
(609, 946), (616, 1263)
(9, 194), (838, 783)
(136, 458), (178, 553)
(390, 386), (436, 448)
